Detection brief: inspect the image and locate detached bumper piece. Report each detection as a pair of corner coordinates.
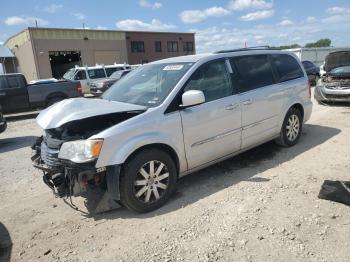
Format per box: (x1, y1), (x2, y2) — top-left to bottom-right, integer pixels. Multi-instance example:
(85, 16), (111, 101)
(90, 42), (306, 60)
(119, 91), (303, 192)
(31, 136), (121, 213)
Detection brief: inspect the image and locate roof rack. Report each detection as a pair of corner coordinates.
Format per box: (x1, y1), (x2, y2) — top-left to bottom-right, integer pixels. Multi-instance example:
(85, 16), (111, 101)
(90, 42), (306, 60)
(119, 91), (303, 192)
(214, 46), (281, 54)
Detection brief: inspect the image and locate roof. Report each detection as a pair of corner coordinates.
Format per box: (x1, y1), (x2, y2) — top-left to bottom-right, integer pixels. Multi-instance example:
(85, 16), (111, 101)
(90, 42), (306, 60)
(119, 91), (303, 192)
(151, 49), (294, 64)
(0, 45), (15, 58)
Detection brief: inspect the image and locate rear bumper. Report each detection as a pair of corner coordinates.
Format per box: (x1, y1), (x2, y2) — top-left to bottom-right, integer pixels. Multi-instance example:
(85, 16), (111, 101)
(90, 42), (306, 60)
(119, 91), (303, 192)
(314, 85), (350, 102)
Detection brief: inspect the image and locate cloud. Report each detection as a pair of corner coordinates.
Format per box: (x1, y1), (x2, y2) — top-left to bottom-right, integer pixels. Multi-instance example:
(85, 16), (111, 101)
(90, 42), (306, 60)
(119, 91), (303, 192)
(194, 15), (350, 53)
(139, 0), (162, 9)
(4, 16), (49, 26)
(71, 13), (86, 20)
(180, 7), (231, 24)
(116, 19), (175, 31)
(229, 0), (273, 11)
(326, 6), (350, 15)
(96, 25), (107, 30)
(306, 16), (317, 23)
(240, 9), (274, 21)
(279, 19), (293, 26)
(44, 4), (63, 13)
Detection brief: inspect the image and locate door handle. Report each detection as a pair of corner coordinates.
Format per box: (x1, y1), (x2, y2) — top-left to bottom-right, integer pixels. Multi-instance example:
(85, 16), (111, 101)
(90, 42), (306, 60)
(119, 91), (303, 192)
(242, 99), (252, 105)
(225, 104), (239, 110)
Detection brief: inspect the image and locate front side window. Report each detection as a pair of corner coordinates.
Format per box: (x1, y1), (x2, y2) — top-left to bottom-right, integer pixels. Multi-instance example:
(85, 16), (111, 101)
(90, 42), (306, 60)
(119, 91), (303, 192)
(184, 60), (232, 102)
(231, 55), (275, 92)
(103, 62), (193, 107)
(88, 69), (106, 79)
(131, 41), (145, 53)
(272, 54), (304, 82)
(167, 41), (178, 52)
(6, 76), (21, 89)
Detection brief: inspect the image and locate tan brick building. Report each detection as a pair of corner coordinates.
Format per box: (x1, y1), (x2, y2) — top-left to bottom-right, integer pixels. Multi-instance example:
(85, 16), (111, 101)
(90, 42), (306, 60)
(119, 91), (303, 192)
(4, 27), (195, 81)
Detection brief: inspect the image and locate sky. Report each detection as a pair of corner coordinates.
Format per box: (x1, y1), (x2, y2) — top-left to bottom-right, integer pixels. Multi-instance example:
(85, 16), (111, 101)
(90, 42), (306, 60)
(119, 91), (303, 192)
(1, 0), (350, 53)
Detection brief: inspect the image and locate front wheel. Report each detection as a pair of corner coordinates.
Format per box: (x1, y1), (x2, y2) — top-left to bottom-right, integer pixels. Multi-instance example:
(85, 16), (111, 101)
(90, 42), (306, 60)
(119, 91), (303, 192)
(120, 148), (177, 213)
(275, 108), (303, 147)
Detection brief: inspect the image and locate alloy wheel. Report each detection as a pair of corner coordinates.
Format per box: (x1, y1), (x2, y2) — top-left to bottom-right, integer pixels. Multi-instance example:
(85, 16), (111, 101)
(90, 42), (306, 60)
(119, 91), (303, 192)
(133, 160), (170, 203)
(286, 114), (300, 142)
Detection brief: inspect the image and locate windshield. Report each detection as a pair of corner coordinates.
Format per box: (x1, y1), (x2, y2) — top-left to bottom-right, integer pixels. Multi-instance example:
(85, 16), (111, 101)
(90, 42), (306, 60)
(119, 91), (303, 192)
(63, 69), (76, 80)
(109, 71), (124, 80)
(102, 62), (193, 107)
(329, 66), (350, 76)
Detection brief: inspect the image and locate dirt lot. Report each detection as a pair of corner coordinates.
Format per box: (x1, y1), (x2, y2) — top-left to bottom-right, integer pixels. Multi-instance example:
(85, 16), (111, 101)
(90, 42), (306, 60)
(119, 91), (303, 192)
(0, 98), (349, 262)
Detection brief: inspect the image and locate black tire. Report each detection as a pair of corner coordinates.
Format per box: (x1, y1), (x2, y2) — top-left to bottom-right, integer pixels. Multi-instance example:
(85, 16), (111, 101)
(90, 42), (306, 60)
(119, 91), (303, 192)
(47, 96), (65, 107)
(120, 148), (177, 213)
(275, 107), (303, 147)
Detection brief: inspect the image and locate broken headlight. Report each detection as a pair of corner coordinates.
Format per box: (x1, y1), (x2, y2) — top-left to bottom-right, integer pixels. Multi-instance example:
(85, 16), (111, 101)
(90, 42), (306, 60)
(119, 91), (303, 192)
(58, 139), (103, 163)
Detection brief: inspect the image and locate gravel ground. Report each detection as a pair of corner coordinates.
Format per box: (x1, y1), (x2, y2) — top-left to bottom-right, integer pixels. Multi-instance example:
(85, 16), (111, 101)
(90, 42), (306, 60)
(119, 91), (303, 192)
(0, 97), (349, 262)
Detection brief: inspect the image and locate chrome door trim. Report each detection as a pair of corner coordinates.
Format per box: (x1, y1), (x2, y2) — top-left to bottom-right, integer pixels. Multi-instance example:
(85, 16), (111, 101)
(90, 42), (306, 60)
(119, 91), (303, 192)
(191, 127), (241, 148)
(242, 115), (277, 130)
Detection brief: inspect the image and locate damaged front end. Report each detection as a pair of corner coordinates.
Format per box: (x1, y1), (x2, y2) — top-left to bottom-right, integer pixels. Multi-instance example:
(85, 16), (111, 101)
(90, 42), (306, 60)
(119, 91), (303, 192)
(31, 99), (146, 213)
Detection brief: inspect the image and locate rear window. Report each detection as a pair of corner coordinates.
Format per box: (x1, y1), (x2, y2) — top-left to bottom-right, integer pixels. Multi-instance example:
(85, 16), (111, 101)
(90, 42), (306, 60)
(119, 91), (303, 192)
(231, 55), (275, 91)
(6, 75), (21, 89)
(272, 54), (304, 82)
(88, 69), (106, 79)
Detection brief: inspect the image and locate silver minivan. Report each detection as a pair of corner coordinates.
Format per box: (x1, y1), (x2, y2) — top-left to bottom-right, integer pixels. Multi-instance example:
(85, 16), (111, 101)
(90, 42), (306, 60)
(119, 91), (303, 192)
(32, 49), (312, 213)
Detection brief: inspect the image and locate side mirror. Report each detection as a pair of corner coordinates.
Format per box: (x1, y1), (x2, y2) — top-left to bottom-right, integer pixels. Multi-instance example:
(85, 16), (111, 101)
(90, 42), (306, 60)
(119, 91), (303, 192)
(181, 90), (205, 107)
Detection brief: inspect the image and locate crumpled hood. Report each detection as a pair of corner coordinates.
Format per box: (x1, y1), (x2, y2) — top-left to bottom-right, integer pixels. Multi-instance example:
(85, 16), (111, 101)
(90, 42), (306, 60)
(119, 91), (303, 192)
(324, 51), (350, 72)
(37, 98), (147, 129)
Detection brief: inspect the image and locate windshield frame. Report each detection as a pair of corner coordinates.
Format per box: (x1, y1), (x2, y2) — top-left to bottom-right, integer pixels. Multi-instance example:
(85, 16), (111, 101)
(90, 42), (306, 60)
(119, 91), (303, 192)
(102, 62), (194, 107)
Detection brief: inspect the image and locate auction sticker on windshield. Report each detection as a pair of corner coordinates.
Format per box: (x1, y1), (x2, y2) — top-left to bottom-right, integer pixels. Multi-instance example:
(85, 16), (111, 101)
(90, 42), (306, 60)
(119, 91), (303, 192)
(163, 65), (184, 71)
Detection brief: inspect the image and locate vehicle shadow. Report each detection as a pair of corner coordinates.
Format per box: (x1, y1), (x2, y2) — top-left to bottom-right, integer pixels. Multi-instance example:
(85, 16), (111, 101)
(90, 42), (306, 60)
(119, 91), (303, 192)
(0, 136), (38, 154)
(0, 222), (12, 262)
(91, 124), (340, 220)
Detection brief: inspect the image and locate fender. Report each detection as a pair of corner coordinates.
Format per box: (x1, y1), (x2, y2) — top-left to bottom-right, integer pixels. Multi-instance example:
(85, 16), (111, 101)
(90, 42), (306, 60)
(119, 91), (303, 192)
(279, 96), (305, 129)
(95, 131), (188, 172)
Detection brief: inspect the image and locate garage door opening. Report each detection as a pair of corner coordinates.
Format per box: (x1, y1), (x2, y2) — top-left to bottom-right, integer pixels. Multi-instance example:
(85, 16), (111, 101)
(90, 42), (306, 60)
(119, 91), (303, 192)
(49, 51), (81, 79)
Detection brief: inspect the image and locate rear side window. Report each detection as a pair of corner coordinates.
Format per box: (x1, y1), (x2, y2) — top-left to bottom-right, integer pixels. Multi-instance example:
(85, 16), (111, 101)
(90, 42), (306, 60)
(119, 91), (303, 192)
(184, 59), (232, 102)
(74, 70), (87, 80)
(230, 55), (275, 92)
(6, 75), (21, 89)
(88, 69), (106, 79)
(272, 54), (304, 82)
(105, 67), (119, 76)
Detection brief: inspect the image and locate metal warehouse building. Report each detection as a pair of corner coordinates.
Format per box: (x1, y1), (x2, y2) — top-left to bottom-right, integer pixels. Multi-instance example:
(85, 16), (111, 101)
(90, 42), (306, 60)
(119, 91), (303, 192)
(4, 27), (195, 81)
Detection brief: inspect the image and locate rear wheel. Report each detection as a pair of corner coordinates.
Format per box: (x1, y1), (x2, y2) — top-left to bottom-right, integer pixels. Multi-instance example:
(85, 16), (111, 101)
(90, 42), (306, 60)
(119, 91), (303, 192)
(120, 148), (177, 213)
(275, 107), (302, 147)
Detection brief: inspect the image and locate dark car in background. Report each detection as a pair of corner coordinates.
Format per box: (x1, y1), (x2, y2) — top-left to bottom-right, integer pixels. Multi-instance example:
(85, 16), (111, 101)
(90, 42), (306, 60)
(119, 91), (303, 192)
(302, 61), (320, 86)
(0, 73), (82, 114)
(90, 69), (131, 96)
(0, 105), (7, 134)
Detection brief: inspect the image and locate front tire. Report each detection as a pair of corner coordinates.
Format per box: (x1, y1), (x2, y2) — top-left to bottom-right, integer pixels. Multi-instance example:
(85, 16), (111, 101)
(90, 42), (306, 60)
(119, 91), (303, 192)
(275, 107), (302, 147)
(120, 148), (177, 213)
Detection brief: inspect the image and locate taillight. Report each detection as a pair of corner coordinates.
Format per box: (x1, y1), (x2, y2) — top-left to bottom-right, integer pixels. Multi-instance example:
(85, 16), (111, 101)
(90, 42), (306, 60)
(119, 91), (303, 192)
(76, 82), (82, 94)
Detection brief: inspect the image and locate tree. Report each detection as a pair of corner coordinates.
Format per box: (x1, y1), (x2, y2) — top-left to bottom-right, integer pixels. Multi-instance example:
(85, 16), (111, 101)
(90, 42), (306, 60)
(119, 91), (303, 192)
(304, 38), (331, 48)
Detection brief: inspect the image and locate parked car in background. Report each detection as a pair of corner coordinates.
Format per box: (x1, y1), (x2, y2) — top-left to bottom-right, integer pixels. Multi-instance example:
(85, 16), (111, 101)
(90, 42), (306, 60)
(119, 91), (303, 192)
(90, 69), (132, 96)
(0, 73), (82, 114)
(63, 64), (131, 94)
(315, 50), (350, 103)
(32, 49), (312, 214)
(302, 60), (320, 86)
(0, 105), (7, 134)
